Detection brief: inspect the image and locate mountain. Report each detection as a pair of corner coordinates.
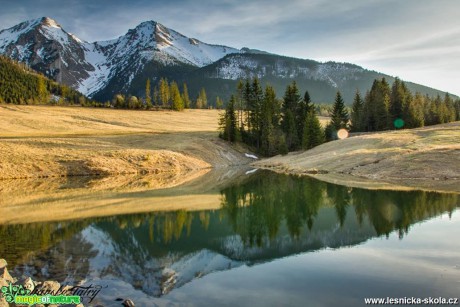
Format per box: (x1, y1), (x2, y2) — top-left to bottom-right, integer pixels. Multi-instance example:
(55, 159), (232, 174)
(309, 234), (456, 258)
(0, 17), (453, 103)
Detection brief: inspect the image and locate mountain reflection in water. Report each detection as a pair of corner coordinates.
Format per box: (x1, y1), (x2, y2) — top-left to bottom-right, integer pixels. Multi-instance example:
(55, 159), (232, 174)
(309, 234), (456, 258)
(0, 171), (458, 302)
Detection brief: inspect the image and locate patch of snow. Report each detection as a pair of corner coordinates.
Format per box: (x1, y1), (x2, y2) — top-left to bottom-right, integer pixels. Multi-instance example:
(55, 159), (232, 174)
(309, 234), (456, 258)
(77, 43), (111, 96)
(156, 24), (239, 67)
(245, 153), (258, 159)
(245, 169), (258, 175)
(69, 33), (84, 44)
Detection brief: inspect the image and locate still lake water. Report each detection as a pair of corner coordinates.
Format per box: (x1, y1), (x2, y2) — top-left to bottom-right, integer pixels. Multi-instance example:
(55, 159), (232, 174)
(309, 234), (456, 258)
(1, 170), (459, 306)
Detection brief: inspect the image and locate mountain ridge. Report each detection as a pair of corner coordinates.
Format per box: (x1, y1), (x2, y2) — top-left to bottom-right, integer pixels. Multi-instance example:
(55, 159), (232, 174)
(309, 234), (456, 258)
(0, 17), (455, 103)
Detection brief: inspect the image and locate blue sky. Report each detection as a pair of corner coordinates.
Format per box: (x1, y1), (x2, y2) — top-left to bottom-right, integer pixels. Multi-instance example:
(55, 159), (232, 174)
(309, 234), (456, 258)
(1, 0), (459, 95)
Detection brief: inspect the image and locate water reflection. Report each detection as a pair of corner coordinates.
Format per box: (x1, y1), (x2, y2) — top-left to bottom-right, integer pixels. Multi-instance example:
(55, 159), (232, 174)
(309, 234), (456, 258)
(0, 171), (458, 300)
(221, 172), (458, 245)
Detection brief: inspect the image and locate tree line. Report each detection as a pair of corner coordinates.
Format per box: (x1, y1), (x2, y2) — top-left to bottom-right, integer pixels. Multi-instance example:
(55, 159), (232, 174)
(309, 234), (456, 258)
(110, 78), (222, 111)
(219, 78), (325, 156)
(350, 77), (460, 132)
(220, 77), (460, 157)
(0, 56), (221, 111)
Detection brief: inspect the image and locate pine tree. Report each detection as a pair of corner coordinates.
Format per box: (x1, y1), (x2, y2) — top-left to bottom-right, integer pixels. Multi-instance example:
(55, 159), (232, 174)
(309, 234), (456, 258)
(236, 80), (245, 130)
(145, 78), (152, 109)
(260, 85), (277, 155)
(249, 77), (264, 148)
(159, 78), (170, 108)
(405, 92), (425, 128)
(302, 108), (325, 149)
(350, 90), (364, 132)
(326, 91), (349, 141)
(244, 79), (251, 133)
(216, 96), (224, 109)
(153, 85), (159, 106)
(284, 110), (298, 151)
(390, 78), (406, 121)
(182, 83), (191, 109)
(362, 78), (390, 131)
(219, 95), (239, 142)
(443, 93), (456, 122)
(297, 90), (313, 144)
(170, 81), (184, 111)
(281, 81), (301, 150)
(200, 88), (207, 108)
(37, 75), (49, 103)
(330, 91), (349, 130)
(454, 99), (460, 121)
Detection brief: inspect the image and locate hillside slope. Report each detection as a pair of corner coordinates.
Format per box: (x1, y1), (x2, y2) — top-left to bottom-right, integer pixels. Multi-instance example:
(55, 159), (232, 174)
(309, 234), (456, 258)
(255, 122), (460, 193)
(0, 106), (252, 180)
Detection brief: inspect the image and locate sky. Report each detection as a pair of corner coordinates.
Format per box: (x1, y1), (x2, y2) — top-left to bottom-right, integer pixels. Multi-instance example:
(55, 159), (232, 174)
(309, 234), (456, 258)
(1, 0), (459, 95)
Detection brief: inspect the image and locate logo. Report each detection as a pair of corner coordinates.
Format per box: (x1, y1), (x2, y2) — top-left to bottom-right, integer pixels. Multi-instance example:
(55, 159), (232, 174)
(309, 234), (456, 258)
(1, 282), (106, 305)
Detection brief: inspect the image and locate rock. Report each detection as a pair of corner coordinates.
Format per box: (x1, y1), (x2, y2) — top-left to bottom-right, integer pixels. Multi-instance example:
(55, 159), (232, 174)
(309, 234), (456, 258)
(122, 299), (135, 307)
(16, 276), (35, 293)
(35, 280), (61, 294)
(0, 266), (14, 283)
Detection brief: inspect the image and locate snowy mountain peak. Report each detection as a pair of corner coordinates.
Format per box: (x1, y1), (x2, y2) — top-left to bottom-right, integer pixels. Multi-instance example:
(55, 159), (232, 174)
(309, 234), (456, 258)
(39, 17), (61, 29)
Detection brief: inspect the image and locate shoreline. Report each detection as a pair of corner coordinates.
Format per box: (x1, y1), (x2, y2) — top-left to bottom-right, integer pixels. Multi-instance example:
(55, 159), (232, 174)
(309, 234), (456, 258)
(254, 121), (460, 194)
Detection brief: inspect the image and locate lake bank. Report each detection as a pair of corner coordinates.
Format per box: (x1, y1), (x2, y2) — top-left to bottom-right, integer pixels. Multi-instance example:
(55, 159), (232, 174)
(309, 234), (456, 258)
(1, 105), (458, 196)
(254, 121), (460, 193)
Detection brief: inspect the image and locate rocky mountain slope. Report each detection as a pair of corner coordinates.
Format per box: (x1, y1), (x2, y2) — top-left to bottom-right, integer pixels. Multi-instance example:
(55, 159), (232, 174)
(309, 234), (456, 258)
(0, 17), (451, 103)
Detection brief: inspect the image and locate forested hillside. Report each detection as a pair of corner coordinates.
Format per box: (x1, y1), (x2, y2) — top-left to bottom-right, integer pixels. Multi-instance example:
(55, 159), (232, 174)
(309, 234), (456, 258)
(0, 55), (88, 105)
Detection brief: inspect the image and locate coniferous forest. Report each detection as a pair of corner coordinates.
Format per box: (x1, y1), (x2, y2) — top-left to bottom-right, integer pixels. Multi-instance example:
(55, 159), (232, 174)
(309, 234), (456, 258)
(0, 56), (88, 105)
(220, 77), (459, 157)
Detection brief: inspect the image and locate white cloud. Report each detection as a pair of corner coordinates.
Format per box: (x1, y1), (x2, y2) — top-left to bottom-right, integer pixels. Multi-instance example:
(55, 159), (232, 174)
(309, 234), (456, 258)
(0, 0), (459, 95)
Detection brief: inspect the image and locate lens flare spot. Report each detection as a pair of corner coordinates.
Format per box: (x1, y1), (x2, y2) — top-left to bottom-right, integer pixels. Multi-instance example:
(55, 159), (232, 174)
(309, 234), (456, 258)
(337, 129), (349, 139)
(394, 118), (405, 129)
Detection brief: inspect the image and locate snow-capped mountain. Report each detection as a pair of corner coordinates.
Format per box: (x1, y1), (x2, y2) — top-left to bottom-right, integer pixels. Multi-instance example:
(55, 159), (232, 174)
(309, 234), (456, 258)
(0, 17), (239, 98)
(0, 17), (93, 89)
(0, 17), (450, 102)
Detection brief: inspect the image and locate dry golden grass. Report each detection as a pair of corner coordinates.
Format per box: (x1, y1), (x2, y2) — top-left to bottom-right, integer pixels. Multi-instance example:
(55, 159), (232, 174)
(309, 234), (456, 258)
(0, 106), (252, 180)
(255, 122), (460, 193)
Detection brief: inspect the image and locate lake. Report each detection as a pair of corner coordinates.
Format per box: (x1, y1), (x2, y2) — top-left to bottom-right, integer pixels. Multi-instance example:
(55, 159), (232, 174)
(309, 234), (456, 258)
(1, 170), (459, 306)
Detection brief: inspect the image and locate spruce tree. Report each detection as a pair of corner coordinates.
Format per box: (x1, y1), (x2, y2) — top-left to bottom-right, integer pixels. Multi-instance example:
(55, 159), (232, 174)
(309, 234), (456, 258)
(153, 85), (159, 106)
(284, 110), (298, 151)
(200, 88), (207, 108)
(297, 90), (313, 144)
(182, 83), (191, 109)
(405, 92), (424, 128)
(302, 109), (325, 149)
(260, 85), (277, 155)
(37, 75), (48, 103)
(454, 99), (460, 121)
(216, 96), (224, 109)
(236, 80), (245, 130)
(362, 78), (390, 131)
(249, 77), (264, 148)
(350, 90), (364, 132)
(219, 95), (238, 142)
(443, 93), (456, 122)
(170, 81), (184, 111)
(159, 78), (170, 108)
(281, 81), (301, 150)
(145, 78), (152, 109)
(330, 91), (349, 130)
